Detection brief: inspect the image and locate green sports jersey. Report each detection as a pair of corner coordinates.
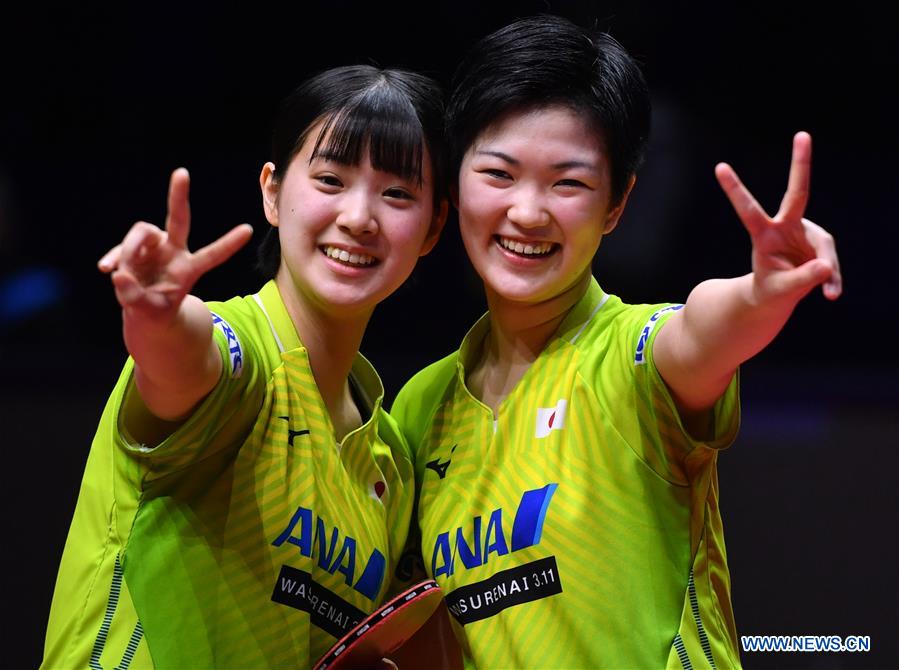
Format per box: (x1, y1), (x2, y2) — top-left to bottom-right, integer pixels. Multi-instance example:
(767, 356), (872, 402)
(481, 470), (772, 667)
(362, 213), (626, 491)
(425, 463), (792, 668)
(42, 281), (414, 670)
(392, 278), (741, 670)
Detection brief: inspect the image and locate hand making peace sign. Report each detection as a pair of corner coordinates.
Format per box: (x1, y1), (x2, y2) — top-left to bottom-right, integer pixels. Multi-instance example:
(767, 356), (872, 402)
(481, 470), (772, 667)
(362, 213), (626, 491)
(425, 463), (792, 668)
(98, 168), (254, 321)
(715, 131), (843, 305)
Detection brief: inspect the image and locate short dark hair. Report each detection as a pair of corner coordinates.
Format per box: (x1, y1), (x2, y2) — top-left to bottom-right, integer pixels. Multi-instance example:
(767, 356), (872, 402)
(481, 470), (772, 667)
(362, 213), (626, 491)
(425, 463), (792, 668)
(258, 65), (446, 279)
(447, 14), (650, 205)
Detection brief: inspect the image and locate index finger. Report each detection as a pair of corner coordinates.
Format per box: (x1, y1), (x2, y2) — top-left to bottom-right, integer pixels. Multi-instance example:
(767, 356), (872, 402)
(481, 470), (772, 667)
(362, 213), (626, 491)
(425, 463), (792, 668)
(191, 224), (254, 277)
(715, 162), (769, 237)
(777, 131), (812, 222)
(165, 167), (192, 249)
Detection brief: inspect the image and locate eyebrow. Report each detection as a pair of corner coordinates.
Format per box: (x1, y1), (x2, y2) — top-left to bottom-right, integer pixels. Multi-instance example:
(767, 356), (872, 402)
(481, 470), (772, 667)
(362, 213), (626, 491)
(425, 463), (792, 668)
(309, 151), (425, 185)
(475, 150), (597, 172)
(310, 151), (352, 164)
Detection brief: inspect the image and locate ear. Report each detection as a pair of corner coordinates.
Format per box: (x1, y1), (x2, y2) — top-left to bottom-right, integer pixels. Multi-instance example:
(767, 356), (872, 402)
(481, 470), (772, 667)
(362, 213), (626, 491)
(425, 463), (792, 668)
(260, 162), (280, 226)
(419, 199), (449, 257)
(602, 174), (637, 235)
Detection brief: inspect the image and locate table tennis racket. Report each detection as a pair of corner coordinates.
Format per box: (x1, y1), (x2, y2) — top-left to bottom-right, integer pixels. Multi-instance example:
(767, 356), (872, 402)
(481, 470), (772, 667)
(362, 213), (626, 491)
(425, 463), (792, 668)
(313, 579), (457, 670)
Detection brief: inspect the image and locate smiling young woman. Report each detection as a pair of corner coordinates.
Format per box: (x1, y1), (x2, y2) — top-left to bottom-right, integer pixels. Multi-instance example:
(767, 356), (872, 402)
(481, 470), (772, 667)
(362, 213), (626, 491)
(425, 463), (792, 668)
(391, 14), (841, 670)
(41, 65), (448, 670)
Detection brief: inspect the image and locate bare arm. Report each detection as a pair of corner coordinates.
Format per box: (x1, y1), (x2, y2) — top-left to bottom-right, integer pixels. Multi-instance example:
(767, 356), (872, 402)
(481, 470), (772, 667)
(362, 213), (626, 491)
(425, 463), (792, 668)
(98, 168), (253, 425)
(654, 132), (842, 415)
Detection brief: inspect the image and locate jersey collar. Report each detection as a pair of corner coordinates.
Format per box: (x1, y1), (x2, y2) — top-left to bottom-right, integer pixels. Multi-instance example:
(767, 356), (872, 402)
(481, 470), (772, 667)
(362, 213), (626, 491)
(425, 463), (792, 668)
(256, 280), (384, 417)
(456, 276), (609, 376)
(556, 276), (610, 345)
(256, 280), (303, 352)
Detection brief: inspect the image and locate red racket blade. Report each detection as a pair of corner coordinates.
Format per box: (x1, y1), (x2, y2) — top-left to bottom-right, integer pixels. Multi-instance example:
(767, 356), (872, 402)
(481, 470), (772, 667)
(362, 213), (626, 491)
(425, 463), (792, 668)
(313, 580), (444, 670)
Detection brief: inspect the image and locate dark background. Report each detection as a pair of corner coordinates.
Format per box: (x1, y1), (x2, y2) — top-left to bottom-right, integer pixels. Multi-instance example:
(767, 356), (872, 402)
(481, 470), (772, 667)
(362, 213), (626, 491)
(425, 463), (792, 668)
(3, 2), (896, 668)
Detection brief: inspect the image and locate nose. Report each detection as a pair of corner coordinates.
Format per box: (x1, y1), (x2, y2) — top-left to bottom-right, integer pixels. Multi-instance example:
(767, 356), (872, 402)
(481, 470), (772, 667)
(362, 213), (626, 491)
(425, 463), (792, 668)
(507, 184), (550, 229)
(336, 190), (379, 236)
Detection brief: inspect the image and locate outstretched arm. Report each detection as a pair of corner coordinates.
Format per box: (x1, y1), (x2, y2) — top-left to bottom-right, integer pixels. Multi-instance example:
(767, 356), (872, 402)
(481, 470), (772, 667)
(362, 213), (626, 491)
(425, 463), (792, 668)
(98, 168), (253, 423)
(654, 132), (842, 416)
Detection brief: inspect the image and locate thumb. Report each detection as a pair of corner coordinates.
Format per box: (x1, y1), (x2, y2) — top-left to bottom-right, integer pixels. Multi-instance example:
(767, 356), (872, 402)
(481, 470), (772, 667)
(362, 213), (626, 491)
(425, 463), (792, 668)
(111, 269), (145, 307)
(111, 270), (174, 313)
(773, 259), (832, 297)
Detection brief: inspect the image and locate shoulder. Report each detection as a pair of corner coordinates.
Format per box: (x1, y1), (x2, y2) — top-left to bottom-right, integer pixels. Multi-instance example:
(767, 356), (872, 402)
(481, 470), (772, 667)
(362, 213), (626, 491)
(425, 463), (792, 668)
(569, 295), (687, 398)
(570, 293), (672, 355)
(390, 351), (460, 456)
(393, 352), (459, 414)
(206, 291), (283, 377)
(207, 292), (262, 335)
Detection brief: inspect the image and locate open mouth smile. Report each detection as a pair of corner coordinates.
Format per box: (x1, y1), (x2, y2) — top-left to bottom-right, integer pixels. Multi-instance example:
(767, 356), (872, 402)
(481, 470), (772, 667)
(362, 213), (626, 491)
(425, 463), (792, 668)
(495, 235), (557, 257)
(321, 245), (378, 267)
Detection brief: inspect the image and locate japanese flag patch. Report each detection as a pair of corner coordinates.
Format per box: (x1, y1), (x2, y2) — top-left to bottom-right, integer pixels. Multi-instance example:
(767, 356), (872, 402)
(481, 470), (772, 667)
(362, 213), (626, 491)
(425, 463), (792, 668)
(535, 399), (568, 438)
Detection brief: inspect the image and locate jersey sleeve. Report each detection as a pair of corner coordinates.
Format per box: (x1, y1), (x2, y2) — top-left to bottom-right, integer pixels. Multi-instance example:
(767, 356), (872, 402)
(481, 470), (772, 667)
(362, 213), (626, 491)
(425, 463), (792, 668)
(584, 301), (740, 484)
(635, 302), (740, 470)
(111, 299), (268, 484)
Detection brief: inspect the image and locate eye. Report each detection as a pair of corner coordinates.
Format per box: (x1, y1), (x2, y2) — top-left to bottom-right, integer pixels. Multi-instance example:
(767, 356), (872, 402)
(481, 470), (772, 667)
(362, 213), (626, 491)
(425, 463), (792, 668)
(482, 169), (512, 180)
(555, 178), (590, 189)
(384, 187), (414, 201)
(315, 174), (343, 188)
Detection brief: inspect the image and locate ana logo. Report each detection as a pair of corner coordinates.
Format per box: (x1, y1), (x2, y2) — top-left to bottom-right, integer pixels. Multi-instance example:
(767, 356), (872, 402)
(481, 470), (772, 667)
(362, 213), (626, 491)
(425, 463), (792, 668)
(431, 483), (558, 578)
(272, 506), (386, 601)
(535, 399), (567, 438)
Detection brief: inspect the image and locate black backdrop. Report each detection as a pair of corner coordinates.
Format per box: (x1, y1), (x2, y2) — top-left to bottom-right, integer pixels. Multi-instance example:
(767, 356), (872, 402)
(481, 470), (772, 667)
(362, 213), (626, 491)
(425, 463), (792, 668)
(3, 2), (897, 668)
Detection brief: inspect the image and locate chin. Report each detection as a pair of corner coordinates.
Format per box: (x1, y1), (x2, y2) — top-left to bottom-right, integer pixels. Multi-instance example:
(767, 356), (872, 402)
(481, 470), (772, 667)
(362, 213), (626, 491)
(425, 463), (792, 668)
(487, 283), (552, 305)
(311, 283), (383, 315)
(480, 266), (544, 296)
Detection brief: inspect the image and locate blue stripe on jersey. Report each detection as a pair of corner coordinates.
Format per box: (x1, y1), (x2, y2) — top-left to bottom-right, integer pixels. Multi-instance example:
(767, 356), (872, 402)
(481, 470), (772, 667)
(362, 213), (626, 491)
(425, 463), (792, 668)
(354, 548), (386, 600)
(511, 483), (558, 551)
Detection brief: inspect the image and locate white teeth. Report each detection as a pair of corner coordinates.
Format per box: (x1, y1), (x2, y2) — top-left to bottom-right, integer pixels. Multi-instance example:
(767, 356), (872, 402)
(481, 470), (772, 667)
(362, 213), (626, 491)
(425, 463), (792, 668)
(498, 237), (554, 256)
(323, 246), (375, 266)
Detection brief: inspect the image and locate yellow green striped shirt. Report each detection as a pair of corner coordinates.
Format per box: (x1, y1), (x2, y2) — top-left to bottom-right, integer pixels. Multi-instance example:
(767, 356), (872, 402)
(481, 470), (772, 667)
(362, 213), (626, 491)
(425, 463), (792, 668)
(42, 281), (414, 669)
(393, 277), (741, 669)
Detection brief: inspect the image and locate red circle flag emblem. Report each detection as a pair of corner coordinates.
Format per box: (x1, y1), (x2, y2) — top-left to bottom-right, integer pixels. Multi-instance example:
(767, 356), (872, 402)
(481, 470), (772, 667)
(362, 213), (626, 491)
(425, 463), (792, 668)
(535, 399), (568, 438)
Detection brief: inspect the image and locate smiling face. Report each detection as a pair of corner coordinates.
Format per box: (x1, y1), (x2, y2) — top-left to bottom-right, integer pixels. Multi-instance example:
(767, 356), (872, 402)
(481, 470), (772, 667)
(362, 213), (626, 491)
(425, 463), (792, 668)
(457, 106), (632, 309)
(262, 118), (443, 319)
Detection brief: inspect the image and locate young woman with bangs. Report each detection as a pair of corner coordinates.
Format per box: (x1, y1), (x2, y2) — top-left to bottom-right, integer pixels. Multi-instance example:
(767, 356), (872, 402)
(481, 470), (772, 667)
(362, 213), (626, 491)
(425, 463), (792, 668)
(42, 64), (447, 670)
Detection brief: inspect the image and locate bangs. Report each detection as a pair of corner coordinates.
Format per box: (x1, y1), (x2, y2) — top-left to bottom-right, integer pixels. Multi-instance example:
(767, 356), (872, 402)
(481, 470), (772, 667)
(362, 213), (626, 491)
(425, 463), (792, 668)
(311, 84), (425, 185)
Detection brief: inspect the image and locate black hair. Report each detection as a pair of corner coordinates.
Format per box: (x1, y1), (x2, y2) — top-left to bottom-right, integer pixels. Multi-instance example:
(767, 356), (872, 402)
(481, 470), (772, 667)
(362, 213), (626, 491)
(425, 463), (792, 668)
(257, 65), (446, 278)
(447, 14), (650, 206)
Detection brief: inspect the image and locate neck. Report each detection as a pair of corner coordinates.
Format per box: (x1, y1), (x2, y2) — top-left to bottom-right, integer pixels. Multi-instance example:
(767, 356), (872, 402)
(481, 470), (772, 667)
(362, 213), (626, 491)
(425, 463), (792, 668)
(275, 275), (371, 415)
(470, 271), (591, 411)
(484, 270), (591, 363)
